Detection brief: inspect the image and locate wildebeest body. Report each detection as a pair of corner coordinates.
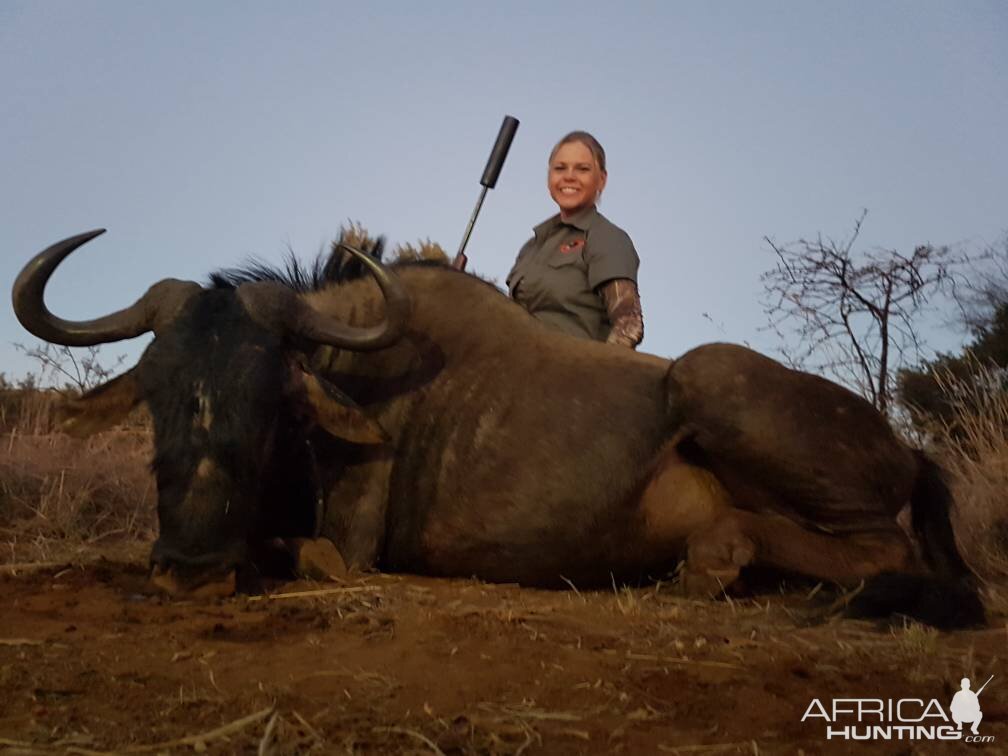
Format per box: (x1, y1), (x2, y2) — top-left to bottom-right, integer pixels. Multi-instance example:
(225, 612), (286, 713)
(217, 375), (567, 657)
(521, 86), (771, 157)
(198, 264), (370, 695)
(306, 266), (681, 585)
(12, 231), (984, 627)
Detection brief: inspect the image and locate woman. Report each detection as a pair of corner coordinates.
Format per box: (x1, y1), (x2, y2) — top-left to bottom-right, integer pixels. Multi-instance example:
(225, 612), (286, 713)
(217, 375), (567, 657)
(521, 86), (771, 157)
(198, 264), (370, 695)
(507, 131), (643, 349)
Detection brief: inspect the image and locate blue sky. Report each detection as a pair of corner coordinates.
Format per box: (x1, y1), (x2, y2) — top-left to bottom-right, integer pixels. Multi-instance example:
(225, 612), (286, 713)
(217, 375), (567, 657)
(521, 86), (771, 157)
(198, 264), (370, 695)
(2, 1), (1005, 384)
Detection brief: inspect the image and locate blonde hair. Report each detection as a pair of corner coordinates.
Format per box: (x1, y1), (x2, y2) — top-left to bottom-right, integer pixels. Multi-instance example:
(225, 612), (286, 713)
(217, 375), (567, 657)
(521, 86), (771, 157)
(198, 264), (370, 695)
(549, 131), (607, 173)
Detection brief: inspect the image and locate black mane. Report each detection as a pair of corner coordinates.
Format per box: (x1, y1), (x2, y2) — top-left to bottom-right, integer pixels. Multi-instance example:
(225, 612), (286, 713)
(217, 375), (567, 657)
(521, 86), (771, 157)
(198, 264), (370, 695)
(208, 235), (486, 297)
(208, 237), (388, 292)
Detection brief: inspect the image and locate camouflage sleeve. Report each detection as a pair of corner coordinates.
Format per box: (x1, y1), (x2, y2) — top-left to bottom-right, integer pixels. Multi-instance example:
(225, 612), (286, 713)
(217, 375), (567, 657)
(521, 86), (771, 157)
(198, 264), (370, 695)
(598, 278), (644, 349)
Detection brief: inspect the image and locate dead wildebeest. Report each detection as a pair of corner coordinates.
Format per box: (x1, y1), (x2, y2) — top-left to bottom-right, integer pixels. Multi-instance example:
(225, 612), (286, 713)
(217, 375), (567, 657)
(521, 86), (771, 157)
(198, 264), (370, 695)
(12, 229), (984, 628)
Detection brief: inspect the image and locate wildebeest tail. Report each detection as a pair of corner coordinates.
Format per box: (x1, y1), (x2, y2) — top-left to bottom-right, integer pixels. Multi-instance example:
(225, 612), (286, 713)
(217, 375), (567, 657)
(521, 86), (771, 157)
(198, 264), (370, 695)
(909, 450), (973, 580)
(848, 450), (985, 629)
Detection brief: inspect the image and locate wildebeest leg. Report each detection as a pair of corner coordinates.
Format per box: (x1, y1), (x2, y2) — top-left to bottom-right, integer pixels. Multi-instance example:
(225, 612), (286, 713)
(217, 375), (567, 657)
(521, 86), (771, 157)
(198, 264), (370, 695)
(322, 454), (394, 570)
(666, 343), (918, 532)
(637, 443), (739, 592)
(683, 508), (916, 596)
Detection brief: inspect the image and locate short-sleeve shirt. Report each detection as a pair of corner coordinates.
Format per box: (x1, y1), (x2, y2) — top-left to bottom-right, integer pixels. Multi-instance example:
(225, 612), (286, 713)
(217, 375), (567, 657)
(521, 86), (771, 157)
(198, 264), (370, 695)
(506, 206), (639, 341)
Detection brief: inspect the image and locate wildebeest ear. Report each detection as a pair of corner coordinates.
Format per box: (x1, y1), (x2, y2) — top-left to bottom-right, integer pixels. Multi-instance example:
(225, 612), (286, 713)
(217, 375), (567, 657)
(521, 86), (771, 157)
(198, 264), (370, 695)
(56, 369), (142, 438)
(289, 367), (387, 445)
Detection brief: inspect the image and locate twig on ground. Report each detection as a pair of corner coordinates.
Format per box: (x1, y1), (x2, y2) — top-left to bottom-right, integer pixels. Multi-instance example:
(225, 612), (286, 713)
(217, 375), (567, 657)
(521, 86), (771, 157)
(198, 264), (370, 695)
(373, 726), (445, 755)
(716, 576), (736, 614)
(257, 710), (280, 756)
(0, 736), (47, 749)
(52, 705), (277, 754)
(824, 579), (866, 614)
(658, 742), (752, 754)
(247, 586), (376, 602)
(514, 726), (537, 756)
(478, 703), (582, 722)
(0, 561), (69, 575)
(292, 710), (323, 744)
(625, 651), (742, 670)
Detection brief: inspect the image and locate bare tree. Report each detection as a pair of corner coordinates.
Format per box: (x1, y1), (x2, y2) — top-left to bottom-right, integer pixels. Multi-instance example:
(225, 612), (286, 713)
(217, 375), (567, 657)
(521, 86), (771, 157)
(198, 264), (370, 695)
(13, 342), (126, 395)
(761, 211), (969, 415)
(955, 232), (1008, 336)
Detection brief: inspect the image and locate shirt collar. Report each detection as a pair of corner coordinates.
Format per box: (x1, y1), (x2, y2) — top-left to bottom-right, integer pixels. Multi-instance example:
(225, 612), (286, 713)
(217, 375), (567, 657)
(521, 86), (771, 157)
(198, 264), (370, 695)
(533, 205), (598, 238)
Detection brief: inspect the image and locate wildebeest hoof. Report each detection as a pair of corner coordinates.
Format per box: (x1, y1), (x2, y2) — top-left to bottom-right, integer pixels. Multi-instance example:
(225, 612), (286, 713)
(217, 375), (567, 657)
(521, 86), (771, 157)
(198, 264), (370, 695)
(287, 537), (348, 581)
(686, 520), (756, 568)
(678, 566), (742, 598)
(148, 564), (237, 598)
(681, 521), (756, 597)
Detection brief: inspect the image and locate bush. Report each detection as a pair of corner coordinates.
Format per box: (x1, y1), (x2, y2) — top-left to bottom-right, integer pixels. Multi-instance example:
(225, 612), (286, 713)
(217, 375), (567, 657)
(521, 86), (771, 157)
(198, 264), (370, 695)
(916, 365), (1008, 612)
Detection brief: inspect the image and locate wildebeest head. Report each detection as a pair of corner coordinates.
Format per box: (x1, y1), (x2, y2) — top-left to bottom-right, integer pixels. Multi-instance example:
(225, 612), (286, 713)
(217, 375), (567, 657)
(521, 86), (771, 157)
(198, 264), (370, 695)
(12, 229), (409, 587)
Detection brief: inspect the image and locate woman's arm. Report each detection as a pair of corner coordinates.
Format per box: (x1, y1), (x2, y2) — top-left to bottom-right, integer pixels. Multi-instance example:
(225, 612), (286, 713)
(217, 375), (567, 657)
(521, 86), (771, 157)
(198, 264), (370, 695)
(598, 278), (644, 348)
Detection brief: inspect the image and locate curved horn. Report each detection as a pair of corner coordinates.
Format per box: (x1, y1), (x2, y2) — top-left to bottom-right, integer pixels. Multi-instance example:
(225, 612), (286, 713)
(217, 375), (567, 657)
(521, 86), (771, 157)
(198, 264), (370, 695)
(307, 242), (410, 350)
(12, 229), (202, 347)
(238, 243), (411, 352)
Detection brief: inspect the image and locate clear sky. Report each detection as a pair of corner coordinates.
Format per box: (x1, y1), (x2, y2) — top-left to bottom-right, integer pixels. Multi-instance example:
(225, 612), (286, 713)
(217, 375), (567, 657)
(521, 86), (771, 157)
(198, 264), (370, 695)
(2, 1), (1005, 384)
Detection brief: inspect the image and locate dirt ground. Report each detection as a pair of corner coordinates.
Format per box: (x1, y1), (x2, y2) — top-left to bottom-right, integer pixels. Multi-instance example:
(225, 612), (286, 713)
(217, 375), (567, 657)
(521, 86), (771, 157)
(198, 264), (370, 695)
(0, 544), (1005, 756)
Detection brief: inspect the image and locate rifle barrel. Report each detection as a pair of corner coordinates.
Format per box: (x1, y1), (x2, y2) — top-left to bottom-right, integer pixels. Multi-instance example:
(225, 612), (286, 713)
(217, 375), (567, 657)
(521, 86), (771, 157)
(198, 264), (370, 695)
(454, 185), (488, 268)
(976, 674), (995, 696)
(453, 115), (520, 271)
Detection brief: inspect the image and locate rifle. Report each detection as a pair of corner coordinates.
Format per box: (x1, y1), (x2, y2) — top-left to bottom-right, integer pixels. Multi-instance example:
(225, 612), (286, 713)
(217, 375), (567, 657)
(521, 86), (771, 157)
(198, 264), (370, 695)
(452, 115), (519, 271)
(976, 674), (994, 696)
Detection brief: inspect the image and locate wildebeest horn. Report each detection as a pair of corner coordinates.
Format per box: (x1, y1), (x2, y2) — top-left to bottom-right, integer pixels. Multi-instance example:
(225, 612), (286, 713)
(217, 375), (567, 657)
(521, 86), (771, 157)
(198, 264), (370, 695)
(12, 229), (203, 346)
(236, 243), (410, 351)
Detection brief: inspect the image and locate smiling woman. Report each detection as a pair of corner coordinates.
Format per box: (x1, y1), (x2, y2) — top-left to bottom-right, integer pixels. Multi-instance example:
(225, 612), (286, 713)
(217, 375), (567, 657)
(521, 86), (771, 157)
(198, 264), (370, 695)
(507, 131), (644, 349)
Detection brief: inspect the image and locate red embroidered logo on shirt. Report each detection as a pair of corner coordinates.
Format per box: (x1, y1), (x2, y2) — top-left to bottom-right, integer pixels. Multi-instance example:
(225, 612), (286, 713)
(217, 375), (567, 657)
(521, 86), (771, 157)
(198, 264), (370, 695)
(560, 238), (585, 254)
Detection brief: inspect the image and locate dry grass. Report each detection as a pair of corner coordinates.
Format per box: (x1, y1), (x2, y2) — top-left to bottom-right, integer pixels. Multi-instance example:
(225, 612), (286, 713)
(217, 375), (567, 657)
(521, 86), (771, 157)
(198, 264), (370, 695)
(0, 387), (60, 436)
(918, 365), (1008, 612)
(0, 390), (156, 565)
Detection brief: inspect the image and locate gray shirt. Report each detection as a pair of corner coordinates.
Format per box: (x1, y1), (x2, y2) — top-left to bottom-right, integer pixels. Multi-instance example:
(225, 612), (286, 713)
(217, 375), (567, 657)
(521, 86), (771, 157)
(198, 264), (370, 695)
(507, 206), (639, 341)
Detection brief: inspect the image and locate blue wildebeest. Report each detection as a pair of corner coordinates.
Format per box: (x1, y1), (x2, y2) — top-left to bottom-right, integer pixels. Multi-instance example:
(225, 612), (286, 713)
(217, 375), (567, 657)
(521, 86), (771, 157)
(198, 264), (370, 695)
(12, 229), (984, 627)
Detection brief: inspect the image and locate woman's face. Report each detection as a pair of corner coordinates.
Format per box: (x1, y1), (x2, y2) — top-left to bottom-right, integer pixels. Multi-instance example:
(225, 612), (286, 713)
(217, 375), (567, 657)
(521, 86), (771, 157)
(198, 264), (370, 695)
(548, 141), (607, 218)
